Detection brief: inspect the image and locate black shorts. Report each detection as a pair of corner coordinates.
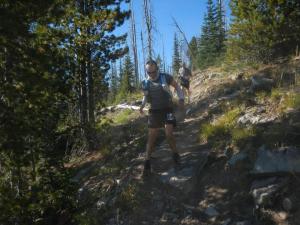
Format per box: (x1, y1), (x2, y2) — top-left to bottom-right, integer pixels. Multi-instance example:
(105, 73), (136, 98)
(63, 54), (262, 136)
(180, 77), (190, 89)
(148, 108), (176, 128)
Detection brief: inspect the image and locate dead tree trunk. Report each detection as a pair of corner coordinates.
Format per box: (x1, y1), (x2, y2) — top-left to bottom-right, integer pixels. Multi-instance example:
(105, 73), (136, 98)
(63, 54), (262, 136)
(143, 0), (153, 59)
(130, 0), (139, 86)
(141, 31), (146, 78)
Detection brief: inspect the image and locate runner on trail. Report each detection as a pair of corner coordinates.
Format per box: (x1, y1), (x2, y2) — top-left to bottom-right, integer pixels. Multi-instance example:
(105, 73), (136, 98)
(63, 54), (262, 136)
(178, 62), (192, 104)
(139, 59), (185, 176)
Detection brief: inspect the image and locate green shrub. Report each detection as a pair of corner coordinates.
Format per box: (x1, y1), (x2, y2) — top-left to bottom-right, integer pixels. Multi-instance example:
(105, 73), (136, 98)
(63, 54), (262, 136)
(232, 127), (256, 147)
(200, 108), (241, 144)
(270, 88), (284, 101)
(113, 109), (134, 124)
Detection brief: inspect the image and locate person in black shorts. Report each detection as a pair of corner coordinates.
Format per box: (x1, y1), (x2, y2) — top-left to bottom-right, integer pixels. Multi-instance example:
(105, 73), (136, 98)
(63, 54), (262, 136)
(139, 59), (185, 176)
(178, 63), (192, 103)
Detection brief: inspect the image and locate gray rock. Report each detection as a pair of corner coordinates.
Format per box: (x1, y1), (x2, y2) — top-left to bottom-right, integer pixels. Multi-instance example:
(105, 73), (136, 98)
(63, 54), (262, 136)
(185, 108), (192, 116)
(282, 197), (292, 211)
(250, 177), (289, 207)
(160, 212), (178, 222)
(228, 152), (248, 167)
(208, 73), (221, 79)
(224, 146), (234, 158)
(158, 151), (208, 193)
(251, 146), (300, 175)
(219, 91), (240, 101)
(237, 107), (277, 126)
(236, 221), (251, 225)
(204, 205), (219, 217)
(96, 200), (106, 210)
(250, 177), (278, 190)
(249, 75), (274, 92)
(222, 218), (231, 225)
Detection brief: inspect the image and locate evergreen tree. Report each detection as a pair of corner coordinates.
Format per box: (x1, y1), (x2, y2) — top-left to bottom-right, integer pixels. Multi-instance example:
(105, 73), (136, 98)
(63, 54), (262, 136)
(109, 62), (119, 101)
(115, 53), (134, 102)
(172, 33), (182, 76)
(216, 0), (226, 53)
(66, 0), (130, 150)
(188, 36), (199, 70)
(121, 53), (135, 93)
(198, 0), (218, 68)
(227, 0), (300, 62)
(0, 1), (77, 223)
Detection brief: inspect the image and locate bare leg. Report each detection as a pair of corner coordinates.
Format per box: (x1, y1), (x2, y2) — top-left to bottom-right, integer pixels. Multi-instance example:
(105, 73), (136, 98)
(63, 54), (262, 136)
(165, 124), (177, 153)
(165, 124), (181, 166)
(145, 128), (159, 160)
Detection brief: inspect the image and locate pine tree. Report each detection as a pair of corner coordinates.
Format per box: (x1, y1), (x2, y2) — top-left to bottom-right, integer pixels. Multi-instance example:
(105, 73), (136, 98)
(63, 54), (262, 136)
(67, 0), (130, 150)
(172, 33), (182, 76)
(198, 0), (218, 68)
(188, 36), (199, 70)
(109, 61), (118, 101)
(216, 0), (226, 53)
(227, 0), (300, 62)
(115, 53), (134, 102)
(0, 1), (77, 223)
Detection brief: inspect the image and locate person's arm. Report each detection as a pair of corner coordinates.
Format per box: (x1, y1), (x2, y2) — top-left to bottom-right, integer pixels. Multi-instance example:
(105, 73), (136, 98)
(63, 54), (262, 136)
(139, 95), (147, 114)
(170, 78), (185, 106)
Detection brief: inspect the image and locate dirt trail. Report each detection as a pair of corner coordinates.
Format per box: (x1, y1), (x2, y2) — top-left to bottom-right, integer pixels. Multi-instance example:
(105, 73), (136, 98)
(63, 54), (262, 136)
(110, 70), (256, 225)
(73, 64), (300, 225)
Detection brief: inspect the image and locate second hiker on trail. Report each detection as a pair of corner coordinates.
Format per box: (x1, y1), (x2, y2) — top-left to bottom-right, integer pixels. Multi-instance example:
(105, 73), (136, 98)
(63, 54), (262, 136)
(139, 59), (185, 176)
(178, 62), (192, 104)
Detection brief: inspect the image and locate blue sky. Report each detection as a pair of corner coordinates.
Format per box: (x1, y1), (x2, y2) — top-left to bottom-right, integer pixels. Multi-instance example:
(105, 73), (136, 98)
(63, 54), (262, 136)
(116, 0), (231, 77)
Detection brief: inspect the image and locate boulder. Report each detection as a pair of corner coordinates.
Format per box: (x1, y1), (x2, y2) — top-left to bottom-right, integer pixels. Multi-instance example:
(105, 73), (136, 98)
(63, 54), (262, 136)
(250, 177), (289, 207)
(249, 74), (274, 93)
(251, 146), (300, 175)
(282, 197), (293, 211)
(237, 107), (278, 126)
(227, 151), (249, 168)
(204, 204), (219, 217)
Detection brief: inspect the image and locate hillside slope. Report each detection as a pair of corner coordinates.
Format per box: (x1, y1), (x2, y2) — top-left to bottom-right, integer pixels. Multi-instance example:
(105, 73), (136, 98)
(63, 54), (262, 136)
(72, 59), (300, 225)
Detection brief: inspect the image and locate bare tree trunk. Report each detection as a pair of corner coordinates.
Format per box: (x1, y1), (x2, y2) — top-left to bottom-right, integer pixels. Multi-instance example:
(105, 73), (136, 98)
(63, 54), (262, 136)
(162, 36), (166, 72)
(140, 31), (146, 78)
(80, 61), (88, 134)
(130, 0), (139, 86)
(87, 43), (95, 126)
(172, 17), (196, 67)
(143, 0), (153, 59)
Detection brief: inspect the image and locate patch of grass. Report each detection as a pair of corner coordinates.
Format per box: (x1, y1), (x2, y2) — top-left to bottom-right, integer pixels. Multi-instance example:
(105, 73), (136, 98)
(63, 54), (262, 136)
(113, 109), (135, 124)
(274, 91), (300, 113)
(116, 183), (140, 212)
(284, 92), (300, 109)
(201, 123), (229, 142)
(270, 88), (284, 101)
(231, 127), (256, 147)
(200, 108), (242, 145)
(255, 91), (268, 102)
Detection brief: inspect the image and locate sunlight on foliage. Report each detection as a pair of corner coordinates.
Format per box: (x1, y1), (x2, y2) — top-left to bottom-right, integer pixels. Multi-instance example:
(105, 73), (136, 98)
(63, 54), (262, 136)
(231, 127), (256, 146)
(116, 183), (139, 212)
(113, 109), (135, 124)
(200, 108), (242, 143)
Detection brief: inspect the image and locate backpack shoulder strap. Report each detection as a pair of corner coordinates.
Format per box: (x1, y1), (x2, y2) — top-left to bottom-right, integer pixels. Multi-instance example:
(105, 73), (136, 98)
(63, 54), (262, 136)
(142, 79), (150, 91)
(159, 73), (167, 86)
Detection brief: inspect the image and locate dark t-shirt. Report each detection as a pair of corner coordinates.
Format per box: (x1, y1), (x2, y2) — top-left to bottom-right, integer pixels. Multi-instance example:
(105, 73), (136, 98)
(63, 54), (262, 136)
(142, 73), (174, 110)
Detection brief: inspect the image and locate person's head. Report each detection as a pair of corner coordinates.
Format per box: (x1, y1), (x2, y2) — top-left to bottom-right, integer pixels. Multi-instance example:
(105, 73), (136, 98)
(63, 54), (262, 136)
(145, 59), (158, 80)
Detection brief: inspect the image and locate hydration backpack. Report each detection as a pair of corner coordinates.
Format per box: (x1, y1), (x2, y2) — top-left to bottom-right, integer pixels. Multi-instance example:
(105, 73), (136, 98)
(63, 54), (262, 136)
(141, 73), (168, 92)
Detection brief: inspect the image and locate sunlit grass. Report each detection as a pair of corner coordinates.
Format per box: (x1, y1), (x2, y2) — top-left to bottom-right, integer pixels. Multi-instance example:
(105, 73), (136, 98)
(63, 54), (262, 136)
(231, 127), (256, 146)
(200, 108), (241, 143)
(113, 109), (135, 124)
